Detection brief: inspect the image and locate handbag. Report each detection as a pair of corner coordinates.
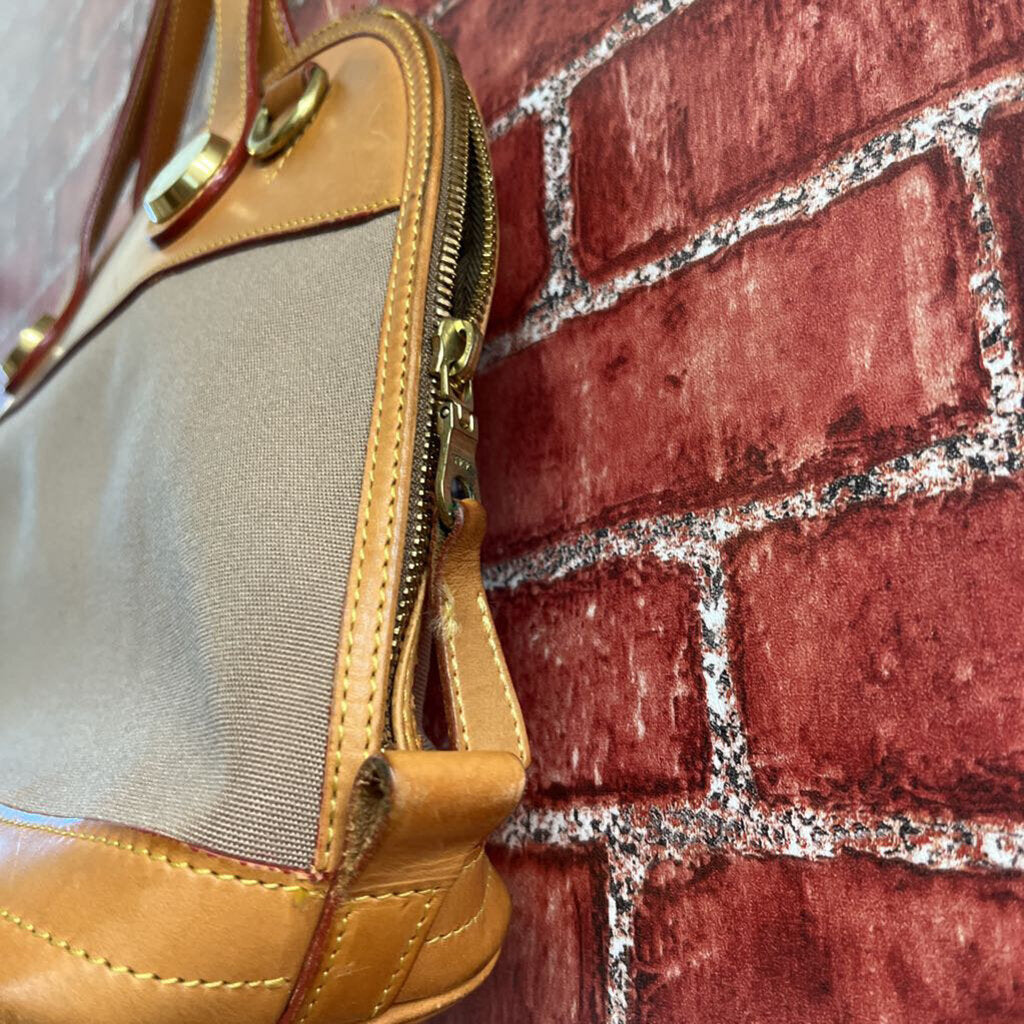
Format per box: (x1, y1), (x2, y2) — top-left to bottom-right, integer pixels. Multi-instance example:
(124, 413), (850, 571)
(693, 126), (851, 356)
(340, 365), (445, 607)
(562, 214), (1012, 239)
(0, 2), (529, 1022)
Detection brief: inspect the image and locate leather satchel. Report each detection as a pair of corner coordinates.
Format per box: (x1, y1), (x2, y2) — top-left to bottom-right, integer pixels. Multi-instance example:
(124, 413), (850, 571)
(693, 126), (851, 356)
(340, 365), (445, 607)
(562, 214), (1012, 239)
(0, 3), (529, 1022)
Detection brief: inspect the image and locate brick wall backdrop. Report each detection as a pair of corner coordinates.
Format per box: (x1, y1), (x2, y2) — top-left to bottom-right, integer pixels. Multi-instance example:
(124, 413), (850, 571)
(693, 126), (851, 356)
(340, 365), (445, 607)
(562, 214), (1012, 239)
(3, 2), (1024, 1021)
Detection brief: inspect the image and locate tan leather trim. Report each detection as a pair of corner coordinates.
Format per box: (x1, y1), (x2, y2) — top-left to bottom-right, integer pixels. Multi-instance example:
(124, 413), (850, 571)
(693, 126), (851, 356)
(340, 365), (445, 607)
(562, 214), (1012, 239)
(435, 500), (532, 765)
(0, 805), (325, 1023)
(311, 9), (442, 874)
(7, 20), (407, 412)
(136, 0), (214, 202)
(397, 861), (511, 1005)
(391, 572), (428, 751)
(284, 751), (524, 1023)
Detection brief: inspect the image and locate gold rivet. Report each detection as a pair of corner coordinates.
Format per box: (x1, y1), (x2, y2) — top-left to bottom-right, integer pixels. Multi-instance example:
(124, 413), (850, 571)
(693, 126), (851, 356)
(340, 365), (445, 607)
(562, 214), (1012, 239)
(142, 130), (230, 224)
(3, 313), (55, 381)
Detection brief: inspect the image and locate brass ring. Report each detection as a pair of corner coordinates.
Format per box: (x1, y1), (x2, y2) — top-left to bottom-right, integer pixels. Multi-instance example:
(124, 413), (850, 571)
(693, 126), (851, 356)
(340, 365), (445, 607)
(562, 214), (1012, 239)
(247, 64), (330, 161)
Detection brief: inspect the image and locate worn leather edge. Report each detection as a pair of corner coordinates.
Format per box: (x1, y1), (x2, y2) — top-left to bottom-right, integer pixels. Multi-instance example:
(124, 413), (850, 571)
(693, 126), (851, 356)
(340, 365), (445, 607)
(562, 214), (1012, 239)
(283, 751), (524, 1024)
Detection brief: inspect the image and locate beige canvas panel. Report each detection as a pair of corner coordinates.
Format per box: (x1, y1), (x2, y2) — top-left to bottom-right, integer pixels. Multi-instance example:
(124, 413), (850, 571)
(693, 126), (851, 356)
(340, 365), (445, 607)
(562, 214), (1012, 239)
(0, 211), (398, 868)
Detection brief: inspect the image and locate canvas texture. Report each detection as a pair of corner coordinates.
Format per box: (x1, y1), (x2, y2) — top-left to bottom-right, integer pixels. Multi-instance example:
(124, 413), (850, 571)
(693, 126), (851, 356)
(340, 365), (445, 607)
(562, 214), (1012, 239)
(2, 1), (1024, 1021)
(0, 212), (396, 868)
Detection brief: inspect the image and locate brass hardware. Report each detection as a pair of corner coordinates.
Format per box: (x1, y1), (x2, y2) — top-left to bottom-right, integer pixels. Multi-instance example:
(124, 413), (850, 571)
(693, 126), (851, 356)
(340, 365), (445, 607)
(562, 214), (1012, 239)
(142, 130), (230, 224)
(247, 64), (329, 160)
(3, 314), (55, 383)
(433, 318), (483, 528)
(390, 36), (498, 704)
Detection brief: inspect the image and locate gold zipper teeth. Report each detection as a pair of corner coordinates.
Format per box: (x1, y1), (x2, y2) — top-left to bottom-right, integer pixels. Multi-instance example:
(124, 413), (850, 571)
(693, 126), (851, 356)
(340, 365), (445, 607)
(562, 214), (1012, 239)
(388, 32), (497, 708)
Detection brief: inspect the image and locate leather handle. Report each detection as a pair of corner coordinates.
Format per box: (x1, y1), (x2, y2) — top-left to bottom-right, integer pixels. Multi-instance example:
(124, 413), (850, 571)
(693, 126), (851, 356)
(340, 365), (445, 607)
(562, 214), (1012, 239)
(136, 0), (296, 202)
(7, 0), (292, 393)
(433, 500), (532, 766)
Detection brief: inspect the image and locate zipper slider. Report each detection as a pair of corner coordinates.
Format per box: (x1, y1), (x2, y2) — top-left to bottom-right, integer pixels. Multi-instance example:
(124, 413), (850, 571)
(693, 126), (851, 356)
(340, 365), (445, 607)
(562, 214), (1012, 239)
(433, 317), (482, 529)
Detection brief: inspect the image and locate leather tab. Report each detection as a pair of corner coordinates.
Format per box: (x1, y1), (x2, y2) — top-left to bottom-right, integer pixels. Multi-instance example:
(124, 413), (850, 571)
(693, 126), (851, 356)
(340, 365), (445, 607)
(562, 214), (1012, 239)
(434, 500), (532, 766)
(284, 750), (524, 1023)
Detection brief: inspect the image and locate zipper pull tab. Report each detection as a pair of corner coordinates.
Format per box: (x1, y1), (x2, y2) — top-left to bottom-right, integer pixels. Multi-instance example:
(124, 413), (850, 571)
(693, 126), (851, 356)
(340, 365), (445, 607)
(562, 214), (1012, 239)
(433, 317), (482, 529)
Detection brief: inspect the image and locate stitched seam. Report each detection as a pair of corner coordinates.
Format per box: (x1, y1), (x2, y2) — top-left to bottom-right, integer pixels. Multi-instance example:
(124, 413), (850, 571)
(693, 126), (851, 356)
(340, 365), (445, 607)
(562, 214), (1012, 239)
(206, 0), (222, 131)
(370, 893), (436, 1018)
(296, 887), (441, 1023)
(0, 907), (288, 990)
(365, 14), (428, 778)
(321, 17), (427, 870)
(232, 0), (249, 134)
(0, 816), (324, 897)
(167, 198), (399, 266)
(297, 908), (351, 1024)
(263, 87), (329, 186)
(425, 871), (490, 946)
(265, 12), (373, 81)
(269, 0), (289, 48)
(349, 886), (441, 903)
(476, 591), (527, 762)
(442, 589), (471, 749)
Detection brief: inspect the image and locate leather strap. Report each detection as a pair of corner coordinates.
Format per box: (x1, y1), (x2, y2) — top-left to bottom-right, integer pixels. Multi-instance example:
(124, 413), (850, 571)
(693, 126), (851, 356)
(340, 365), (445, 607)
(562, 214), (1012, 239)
(433, 500), (531, 766)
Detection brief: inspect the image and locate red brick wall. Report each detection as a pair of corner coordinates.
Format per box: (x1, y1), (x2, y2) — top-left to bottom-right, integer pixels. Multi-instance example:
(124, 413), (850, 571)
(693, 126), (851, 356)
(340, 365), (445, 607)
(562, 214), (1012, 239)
(3, 2), (1024, 1021)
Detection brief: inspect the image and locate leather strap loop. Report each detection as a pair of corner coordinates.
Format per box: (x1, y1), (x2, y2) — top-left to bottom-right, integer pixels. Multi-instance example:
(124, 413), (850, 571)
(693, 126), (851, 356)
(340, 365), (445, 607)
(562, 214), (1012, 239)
(433, 501), (532, 766)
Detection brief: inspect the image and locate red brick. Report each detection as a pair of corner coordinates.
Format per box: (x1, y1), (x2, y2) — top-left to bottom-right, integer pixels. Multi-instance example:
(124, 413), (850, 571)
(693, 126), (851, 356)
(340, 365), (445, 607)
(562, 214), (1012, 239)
(437, 0), (631, 120)
(478, 152), (985, 555)
(490, 560), (709, 802)
(635, 854), (1024, 1024)
(981, 103), (1024, 338)
(571, 0), (1024, 280)
(726, 479), (1024, 819)
(488, 117), (549, 336)
(440, 845), (609, 1024)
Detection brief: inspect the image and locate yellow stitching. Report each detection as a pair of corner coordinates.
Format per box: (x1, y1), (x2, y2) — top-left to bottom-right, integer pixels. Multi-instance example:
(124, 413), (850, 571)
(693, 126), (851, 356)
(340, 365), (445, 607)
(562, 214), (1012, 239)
(0, 907), (288, 990)
(265, 11), (373, 81)
(0, 816), (324, 897)
(370, 892), (436, 1017)
(349, 886), (441, 903)
(297, 907), (351, 1024)
(268, 0), (290, 49)
(442, 589), (471, 749)
(476, 591), (527, 763)
(463, 845), (485, 872)
(364, 15), (429, 764)
(233, 0), (249, 134)
(262, 87), (329, 186)
(206, 0), (222, 131)
(425, 871), (490, 946)
(322, 15), (428, 869)
(366, 16), (426, 761)
(297, 887), (442, 1023)
(166, 198), (399, 267)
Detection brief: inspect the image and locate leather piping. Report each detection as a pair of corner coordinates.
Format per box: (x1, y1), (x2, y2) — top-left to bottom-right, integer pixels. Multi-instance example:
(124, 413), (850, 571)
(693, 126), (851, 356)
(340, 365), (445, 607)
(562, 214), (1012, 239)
(310, 9), (440, 874)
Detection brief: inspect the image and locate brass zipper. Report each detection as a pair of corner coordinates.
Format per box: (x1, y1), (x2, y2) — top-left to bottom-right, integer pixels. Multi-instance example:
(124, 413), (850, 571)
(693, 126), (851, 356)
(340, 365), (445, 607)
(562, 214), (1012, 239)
(387, 31), (498, 701)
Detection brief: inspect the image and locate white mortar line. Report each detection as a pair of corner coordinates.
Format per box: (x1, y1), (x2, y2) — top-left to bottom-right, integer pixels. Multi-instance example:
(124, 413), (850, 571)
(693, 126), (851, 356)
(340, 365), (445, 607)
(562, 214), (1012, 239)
(482, 71), (1024, 369)
(498, 801), (1024, 874)
(483, 416), (1021, 592)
